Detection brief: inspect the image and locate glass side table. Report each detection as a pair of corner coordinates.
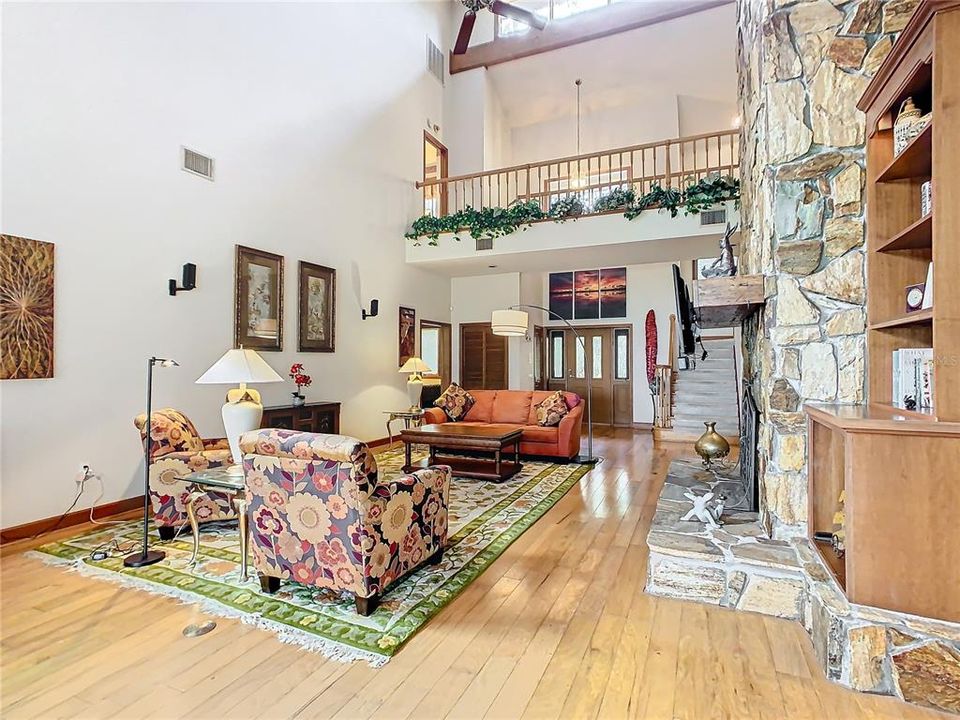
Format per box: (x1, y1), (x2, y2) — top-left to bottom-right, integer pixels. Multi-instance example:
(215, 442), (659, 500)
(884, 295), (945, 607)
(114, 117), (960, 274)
(180, 465), (249, 580)
(384, 409), (425, 448)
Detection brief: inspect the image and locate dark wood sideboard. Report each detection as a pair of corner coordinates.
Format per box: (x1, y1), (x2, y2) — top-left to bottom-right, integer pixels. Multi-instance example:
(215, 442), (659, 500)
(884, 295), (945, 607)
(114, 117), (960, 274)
(261, 402), (341, 435)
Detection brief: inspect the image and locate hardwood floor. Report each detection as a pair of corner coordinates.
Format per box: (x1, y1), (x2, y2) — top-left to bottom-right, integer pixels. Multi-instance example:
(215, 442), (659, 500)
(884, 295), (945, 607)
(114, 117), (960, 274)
(0, 429), (948, 719)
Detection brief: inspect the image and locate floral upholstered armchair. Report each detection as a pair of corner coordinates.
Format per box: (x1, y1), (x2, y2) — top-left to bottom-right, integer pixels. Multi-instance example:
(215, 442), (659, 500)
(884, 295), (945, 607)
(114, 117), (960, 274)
(239, 428), (451, 616)
(133, 409), (237, 539)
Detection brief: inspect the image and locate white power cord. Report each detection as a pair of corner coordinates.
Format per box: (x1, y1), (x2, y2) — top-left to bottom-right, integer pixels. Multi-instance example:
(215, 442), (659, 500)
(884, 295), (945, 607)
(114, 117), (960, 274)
(86, 472), (125, 526)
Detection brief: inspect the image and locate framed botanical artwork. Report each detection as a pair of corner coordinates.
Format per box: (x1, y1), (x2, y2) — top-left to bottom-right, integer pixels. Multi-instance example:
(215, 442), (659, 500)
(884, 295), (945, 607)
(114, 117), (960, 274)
(298, 261), (336, 352)
(399, 306), (416, 367)
(1, 234), (55, 379)
(235, 245), (283, 351)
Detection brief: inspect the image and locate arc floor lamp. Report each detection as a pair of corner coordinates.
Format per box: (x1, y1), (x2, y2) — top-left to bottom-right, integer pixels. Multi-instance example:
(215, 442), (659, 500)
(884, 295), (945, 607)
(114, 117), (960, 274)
(491, 305), (599, 465)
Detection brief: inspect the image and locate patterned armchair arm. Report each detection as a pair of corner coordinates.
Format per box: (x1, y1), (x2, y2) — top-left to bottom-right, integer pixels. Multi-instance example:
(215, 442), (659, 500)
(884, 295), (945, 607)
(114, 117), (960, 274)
(360, 465), (451, 598)
(148, 448), (236, 527)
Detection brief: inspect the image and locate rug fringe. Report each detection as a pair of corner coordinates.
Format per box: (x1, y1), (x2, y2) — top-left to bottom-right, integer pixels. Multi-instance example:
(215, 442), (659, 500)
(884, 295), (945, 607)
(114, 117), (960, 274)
(26, 551), (389, 667)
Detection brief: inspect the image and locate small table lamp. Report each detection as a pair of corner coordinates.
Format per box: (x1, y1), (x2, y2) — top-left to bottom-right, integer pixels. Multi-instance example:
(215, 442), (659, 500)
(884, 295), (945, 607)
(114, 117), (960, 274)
(196, 348), (283, 465)
(399, 357), (432, 410)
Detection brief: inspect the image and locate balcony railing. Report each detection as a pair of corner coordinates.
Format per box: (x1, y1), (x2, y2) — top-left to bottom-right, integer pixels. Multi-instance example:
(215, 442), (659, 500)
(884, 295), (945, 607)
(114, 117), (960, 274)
(416, 129), (739, 219)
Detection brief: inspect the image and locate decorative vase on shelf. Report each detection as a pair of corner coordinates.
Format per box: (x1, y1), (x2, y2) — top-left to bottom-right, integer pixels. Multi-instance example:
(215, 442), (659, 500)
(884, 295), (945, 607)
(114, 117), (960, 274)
(894, 97), (924, 156)
(292, 393), (305, 407)
(694, 421), (730, 468)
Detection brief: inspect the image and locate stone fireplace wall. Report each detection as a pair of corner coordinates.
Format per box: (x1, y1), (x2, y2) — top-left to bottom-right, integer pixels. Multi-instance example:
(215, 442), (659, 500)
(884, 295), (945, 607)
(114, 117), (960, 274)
(735, 0), (917, 535)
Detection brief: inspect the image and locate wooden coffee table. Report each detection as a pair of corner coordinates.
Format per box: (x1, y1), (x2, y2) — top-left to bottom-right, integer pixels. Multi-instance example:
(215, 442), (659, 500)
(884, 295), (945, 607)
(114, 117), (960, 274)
(400, 424), (523, 482)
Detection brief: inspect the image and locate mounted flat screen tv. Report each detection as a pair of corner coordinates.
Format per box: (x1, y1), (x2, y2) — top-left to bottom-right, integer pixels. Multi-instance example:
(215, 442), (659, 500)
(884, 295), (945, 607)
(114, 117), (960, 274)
(672, 264), (696, 356)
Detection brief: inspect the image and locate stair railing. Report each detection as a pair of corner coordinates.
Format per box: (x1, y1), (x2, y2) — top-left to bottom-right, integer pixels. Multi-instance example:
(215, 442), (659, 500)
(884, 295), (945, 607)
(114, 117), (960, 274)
(653, 313), (678, 429)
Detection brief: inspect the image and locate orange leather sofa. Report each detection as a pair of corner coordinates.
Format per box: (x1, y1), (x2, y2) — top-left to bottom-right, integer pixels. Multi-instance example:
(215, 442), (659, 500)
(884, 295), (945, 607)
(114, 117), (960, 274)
(422, 389), (583, 460)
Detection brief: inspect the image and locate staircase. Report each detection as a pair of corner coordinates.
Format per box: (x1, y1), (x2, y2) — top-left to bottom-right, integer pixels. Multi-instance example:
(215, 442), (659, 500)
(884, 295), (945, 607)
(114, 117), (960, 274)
(656, 336), (740, 444)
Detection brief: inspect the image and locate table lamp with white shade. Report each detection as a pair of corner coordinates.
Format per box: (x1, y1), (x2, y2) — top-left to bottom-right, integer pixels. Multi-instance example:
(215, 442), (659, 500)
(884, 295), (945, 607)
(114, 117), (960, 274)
(399, 357), (432, 410)
(196, 348), (283, 466)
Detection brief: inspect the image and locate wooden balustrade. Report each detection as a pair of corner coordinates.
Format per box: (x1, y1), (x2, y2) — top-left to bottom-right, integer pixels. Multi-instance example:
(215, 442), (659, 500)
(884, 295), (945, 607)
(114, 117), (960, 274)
(654, 365), (674, 429)
(415, 129), (739, 218)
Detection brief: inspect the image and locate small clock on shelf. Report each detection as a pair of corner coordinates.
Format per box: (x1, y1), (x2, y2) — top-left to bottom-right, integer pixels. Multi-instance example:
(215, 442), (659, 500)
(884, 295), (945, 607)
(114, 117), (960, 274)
(906, 283), (926, 313)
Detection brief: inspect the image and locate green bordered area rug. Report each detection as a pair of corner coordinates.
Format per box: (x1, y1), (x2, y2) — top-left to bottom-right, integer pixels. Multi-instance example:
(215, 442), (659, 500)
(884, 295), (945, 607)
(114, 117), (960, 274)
(33, 449), (589, 666)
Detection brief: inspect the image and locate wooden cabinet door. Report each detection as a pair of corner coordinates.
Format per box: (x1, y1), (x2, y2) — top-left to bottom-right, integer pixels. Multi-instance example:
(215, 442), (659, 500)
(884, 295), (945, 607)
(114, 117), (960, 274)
(460, 323), (508, 390)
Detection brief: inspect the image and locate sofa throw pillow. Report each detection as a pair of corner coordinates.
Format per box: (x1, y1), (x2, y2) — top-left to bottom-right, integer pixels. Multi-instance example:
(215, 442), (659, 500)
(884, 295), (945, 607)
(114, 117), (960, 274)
(536, 391), (569, 427)
(435, 383), (476, 421)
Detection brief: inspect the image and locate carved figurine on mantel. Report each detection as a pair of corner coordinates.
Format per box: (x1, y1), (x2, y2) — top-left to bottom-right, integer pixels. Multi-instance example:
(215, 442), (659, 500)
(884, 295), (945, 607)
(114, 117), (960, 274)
(700, 222), (738, 278)
(681, 491), (727, 528)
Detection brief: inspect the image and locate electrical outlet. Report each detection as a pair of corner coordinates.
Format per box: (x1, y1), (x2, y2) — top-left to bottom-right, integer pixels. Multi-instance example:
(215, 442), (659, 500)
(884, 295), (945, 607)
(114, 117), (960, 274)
(75, 464), (92, 485)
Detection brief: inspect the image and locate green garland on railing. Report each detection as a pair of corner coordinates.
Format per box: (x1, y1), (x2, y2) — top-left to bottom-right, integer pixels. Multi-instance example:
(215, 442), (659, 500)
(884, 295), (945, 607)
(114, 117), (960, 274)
(405, 175), (739, 246)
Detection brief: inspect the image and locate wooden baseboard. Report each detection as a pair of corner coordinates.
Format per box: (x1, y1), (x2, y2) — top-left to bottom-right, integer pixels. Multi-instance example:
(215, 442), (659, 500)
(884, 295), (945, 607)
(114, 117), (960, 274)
(367, 435), (394, 449)
(0, 496), (145, 545)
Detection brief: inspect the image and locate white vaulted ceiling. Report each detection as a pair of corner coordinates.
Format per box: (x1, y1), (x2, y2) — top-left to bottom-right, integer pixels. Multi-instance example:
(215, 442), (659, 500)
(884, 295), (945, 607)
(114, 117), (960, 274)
(486, 3), (737, 128)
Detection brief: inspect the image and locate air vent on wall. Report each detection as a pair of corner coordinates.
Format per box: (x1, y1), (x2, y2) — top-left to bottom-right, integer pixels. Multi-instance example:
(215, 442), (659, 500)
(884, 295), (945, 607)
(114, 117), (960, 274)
(181, 147), (215, 181)
(475, 237), (493, 251)
(426, 37), (444, 85)
(700, 208), (727, 225)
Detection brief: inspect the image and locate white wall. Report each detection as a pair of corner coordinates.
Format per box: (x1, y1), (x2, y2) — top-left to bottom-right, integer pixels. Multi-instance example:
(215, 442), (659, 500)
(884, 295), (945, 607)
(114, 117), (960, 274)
(450, 272), (528, 389)
(508, 95), (680, 166)
(677, 94), (738, 137)
(0, 1), (453, 528)
(442, 68), (487, 176)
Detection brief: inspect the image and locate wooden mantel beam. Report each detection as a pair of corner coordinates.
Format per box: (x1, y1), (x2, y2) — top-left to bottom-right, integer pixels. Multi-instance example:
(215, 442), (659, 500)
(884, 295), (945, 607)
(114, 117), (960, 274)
(450, 0), (733, 74)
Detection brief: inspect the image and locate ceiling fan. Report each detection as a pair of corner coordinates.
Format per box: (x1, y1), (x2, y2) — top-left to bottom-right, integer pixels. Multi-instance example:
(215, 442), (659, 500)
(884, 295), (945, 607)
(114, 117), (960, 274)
(454, 0), (547, 55)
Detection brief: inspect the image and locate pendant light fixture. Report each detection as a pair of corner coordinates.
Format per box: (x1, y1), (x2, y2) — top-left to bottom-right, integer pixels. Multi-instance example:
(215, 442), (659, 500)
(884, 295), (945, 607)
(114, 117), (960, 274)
(570, 78), (587, 191)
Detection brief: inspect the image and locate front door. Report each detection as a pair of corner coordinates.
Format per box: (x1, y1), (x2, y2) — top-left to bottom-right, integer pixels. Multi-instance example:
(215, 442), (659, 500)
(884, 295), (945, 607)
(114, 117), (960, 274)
(548, 326), (632, 426)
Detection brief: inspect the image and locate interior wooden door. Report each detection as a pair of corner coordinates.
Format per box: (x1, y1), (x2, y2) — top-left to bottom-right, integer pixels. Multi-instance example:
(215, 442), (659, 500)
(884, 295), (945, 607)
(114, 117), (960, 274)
(423, 131), (448, 216)
(420, 320), (452, 388)
(459, 323), (508, 390)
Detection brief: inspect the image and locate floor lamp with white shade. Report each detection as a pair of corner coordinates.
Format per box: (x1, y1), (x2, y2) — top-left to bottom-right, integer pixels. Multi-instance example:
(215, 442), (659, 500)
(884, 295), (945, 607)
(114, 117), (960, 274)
(491, 305), (599, 465)
(196, 348), (284, 470)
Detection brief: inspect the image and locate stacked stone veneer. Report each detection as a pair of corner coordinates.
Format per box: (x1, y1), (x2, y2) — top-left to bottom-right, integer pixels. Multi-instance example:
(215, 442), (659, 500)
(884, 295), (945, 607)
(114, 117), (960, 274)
(646, 460), (960, 713)
(735, 0), (918, 535)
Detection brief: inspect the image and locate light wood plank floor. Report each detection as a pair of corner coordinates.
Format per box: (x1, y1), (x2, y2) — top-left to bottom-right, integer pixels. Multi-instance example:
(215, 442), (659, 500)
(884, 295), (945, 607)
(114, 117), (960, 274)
(1, 429), (949, 719)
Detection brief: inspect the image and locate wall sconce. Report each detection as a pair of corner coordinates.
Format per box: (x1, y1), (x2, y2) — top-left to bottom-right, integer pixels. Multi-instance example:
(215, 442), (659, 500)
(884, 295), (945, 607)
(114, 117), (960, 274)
(362, 299), (379, 320)
(169, 263), (197, 296)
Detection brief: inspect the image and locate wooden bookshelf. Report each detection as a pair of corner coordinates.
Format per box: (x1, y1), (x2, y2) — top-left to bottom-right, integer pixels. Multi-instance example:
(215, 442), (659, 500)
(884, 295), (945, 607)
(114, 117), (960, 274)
(803, 1), (960, 624)
(877, 213), (931, 252)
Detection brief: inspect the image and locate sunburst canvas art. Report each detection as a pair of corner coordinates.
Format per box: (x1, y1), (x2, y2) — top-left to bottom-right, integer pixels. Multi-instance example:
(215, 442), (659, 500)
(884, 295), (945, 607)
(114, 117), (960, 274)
(1, 234), (54, 379)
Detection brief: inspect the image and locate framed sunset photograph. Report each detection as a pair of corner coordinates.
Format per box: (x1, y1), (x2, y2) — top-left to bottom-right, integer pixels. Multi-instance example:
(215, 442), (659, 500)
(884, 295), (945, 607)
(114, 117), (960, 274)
(600, 267), (627, 318)
(574, 269), (600, 319)
(548, 272), (574, 320)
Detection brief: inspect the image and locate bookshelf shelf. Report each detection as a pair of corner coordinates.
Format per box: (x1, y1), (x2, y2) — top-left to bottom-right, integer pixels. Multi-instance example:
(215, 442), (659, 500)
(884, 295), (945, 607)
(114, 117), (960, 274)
(803, 1), (960, 624)
(876, 122), (932, 182)
(868, 307), (933, 329)
(877, 213), (932, 251)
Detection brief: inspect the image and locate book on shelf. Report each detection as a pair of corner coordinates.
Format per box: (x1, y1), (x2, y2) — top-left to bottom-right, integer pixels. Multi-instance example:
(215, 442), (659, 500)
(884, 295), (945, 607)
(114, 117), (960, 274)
(892, 347), (934, 412)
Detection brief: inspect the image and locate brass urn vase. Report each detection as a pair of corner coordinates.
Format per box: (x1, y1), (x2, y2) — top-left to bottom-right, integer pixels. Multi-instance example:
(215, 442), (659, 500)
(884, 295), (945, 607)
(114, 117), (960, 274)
(694, 421), (730, 468)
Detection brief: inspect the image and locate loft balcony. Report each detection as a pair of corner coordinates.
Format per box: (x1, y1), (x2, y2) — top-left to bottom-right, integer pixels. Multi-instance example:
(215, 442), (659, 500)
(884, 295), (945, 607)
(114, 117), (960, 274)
(407, 130), (740, 274)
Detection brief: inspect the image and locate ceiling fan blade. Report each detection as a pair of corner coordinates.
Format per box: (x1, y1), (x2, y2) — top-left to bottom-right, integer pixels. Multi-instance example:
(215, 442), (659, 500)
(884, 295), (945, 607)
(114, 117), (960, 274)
(490, 1), (547, 30)
(453, 11), (477, 55)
